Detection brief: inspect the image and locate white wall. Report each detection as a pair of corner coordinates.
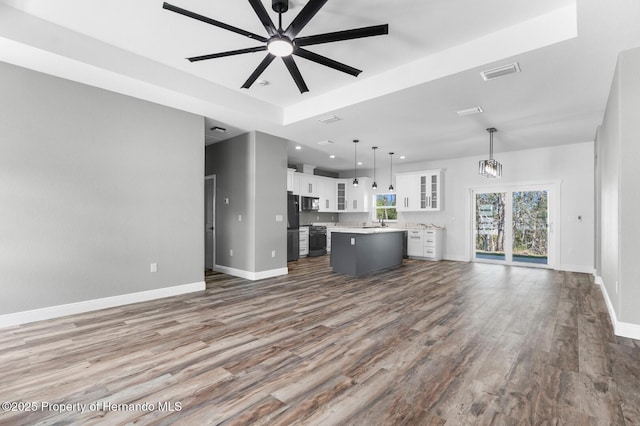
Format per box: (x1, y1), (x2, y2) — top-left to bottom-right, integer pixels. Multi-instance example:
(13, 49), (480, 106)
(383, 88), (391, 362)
(0, 61), (205, 316)
(596, 46), (640, 337)
(342, 142), (594, 272)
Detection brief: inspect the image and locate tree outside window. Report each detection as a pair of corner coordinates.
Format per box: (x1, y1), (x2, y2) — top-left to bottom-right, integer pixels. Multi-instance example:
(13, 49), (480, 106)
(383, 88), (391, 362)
(374, 193), (397, 221)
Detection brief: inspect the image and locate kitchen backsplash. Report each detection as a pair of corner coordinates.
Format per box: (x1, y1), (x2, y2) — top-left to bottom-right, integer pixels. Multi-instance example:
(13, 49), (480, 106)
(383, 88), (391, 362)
(300, 211), (338, 225)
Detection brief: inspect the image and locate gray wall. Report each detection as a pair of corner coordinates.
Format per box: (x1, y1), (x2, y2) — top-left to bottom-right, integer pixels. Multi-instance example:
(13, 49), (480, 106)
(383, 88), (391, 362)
(0, 61), (204, 315)
(596, 46), (640, 326)
(205, 131), (287, 274)
(206, 133), (254, 272)
(254, 132), (288, 271)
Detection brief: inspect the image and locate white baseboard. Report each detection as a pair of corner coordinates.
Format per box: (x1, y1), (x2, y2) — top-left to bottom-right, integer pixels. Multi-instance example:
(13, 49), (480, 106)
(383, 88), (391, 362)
(558, 264), (595, 274)
(557, 264), (595, 274)
(594, 275), (640, 340)
(444, 255), (469, 262)
(214, 265), (288, 281)
(0, 281), (205, 329)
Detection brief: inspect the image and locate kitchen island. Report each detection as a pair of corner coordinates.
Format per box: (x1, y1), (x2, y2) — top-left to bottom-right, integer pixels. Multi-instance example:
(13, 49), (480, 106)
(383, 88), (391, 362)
(330, 228), (405, 276)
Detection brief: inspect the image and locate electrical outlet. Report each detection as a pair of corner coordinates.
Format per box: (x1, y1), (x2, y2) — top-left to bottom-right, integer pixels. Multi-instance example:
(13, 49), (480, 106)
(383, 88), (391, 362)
(150, 263), (158, 273)
(351, 238), (356, 245)
(275, 215), (283, 222)
(230, 249), (233, 256)
(238, 215), (242, 222)
(271, 250), (276, 258)
(224, 198), (229, 204)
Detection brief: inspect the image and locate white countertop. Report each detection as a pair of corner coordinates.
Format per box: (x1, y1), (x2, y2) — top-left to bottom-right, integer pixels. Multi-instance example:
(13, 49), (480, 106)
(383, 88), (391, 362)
(315, 222), (444, 231)
(329, 227), (407, 234)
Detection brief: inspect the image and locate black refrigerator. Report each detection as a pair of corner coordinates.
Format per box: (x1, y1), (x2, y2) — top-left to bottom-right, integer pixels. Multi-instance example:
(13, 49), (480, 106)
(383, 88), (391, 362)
(287, 192), (300, 262)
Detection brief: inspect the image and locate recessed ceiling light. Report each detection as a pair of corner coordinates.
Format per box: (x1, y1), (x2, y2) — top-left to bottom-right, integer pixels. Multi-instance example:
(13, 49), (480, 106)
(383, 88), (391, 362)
(329, 155), (335, 159)
(481, 62), (521, 81)
(400, 156), (406, 159)
(456, 106), (483, 117)
(295, 146), (301, 150)
(318, 115), (342, 124)
(357, 161), (363, 166)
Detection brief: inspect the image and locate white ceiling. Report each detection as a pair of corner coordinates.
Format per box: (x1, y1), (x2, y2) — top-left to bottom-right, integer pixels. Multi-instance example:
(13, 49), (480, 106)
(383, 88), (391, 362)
(1, 0), (639, 172)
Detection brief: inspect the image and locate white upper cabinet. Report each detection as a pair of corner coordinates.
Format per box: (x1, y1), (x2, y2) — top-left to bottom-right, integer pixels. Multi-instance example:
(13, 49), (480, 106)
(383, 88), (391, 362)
(395, 169), (442, 212)
(319, 178), (337, 212)
(288, 172), (373, 213)
(336, 180), (347, 212)
(347, 177), (371, 212)
(298, 173), (320, 197)
(287, 168), (296, 193)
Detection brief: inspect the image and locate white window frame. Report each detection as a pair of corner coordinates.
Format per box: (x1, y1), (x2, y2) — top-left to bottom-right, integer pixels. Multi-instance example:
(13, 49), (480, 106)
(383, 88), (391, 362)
(373, 192), (398, 223)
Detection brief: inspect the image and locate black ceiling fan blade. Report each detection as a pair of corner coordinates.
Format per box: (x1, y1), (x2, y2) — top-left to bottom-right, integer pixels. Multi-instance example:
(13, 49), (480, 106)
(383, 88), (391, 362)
(295, 24), (389, 47)
(284, 0), (328, 39)
(248, 0), (277, 37)
(282, 56), (309, 93)
(188, 46), (267, 62)
(294, 48), (361, 77)
(241, 53), (276, 89)
(163, 2), (268, 43)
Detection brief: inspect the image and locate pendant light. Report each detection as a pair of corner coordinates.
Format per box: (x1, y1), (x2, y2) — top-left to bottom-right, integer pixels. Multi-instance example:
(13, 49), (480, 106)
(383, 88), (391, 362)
(352, 139), (359, 187)
(388, 152), (394, 192)
(479, 127), (502, 178)
(371, 146), (378, 190)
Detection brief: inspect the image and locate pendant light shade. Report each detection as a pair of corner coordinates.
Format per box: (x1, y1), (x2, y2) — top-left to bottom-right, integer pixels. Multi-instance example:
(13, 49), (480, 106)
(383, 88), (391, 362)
(388, 152), (394, 192)
(479, 127), (502, 178)
(353, 140), (359, 187)
(372, 146), (378, 190)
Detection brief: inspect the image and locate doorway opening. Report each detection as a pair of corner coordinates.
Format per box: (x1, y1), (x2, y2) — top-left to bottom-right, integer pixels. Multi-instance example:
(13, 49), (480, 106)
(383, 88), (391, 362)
(472, 184), (556, 268)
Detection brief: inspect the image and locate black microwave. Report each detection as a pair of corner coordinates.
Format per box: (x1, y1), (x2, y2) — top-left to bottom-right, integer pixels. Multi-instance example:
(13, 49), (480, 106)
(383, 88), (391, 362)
(301, 196), (320, 211)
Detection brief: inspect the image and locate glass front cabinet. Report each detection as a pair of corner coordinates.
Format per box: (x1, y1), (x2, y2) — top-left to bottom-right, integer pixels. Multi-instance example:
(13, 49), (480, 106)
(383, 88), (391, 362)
(396, 169), (442, 212)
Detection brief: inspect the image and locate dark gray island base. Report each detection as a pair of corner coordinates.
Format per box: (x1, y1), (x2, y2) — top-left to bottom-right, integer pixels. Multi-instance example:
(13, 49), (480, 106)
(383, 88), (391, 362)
(330, 230), (404, 276)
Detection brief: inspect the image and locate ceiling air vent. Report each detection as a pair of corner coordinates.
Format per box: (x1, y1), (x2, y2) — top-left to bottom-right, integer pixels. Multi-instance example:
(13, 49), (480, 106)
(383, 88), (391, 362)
(318, 115), (342, 124)
(456, 106), (483, 117)
(481, 62), (521, 81)
(317, 140), (334, 146)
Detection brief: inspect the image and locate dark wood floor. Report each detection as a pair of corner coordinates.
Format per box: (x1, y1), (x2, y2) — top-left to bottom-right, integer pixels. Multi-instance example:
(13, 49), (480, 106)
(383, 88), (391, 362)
(1, 257), (639, 425)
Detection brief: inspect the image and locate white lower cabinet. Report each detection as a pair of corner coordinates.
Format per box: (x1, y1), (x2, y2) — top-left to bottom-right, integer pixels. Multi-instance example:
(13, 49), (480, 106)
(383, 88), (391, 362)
(407, 229), (444, 261)
(407, 230), (424, 257)
(423, 229), (443, 260)
(299, 226), (309, 257)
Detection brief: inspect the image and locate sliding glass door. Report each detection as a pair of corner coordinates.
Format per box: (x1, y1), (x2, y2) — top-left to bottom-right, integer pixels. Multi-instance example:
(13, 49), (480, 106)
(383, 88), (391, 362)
(475, 192), (506, 262)
(512, 190), (548, 265)
(473, 186), (552, 267)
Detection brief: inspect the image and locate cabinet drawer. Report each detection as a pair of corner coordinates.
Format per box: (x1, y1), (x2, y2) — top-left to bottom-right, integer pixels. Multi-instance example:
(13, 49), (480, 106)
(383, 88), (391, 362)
(424, 230), (437, 236)
(424, 247), (436, 258)
(424, 237), (437, 246)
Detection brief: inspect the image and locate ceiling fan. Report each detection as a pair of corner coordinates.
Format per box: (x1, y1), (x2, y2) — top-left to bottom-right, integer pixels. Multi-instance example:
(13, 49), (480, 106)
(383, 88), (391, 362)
(162, 0), (389, 93)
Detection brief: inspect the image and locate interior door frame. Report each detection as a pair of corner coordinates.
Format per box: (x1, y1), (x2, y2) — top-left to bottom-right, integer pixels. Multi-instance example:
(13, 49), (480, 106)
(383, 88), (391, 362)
(469, 180), (560, 269)
(205, 174), (216, 271)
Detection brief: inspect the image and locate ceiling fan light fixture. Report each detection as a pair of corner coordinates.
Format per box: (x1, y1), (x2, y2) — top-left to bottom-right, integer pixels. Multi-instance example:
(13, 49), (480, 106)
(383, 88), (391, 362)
(267, 37), (294, 57)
